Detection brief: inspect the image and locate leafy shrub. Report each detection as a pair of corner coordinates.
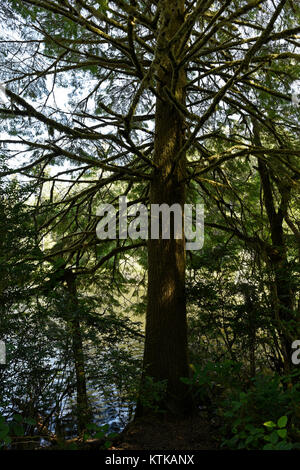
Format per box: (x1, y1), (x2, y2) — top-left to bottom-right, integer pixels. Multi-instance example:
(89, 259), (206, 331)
(83, 423), (118, 449)
(220, 374), (300, 449)
(181, 363), (300, 450)
(181, 360), (243, 407)
(138, 376), (168, 414)
(262, 416), (293, 450)
(222, 415), (296, 450)
(0, 413), (36, 449)
(0, 414), (10, 448)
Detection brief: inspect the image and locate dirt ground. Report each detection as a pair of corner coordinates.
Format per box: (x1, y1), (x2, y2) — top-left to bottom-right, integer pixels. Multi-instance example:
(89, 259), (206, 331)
(111, 413), (220, 450)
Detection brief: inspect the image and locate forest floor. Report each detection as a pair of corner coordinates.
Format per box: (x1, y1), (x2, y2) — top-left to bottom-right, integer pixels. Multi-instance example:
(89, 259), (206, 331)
(110, 412), (220, 450)
(7, 411), (220, 451)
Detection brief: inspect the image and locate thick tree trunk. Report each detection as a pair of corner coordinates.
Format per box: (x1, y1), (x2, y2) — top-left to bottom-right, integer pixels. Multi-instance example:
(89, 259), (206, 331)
(138, 1), (192, 416)
(65, 271), (90, 434)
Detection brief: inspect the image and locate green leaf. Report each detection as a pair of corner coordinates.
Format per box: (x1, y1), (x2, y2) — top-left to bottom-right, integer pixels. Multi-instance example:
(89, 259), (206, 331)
(269, 432), (279, 445)
(277, 416), (287, 428)
(86, 423), (98, 431)
(13, 414), (23, 423)
(276, 441), (293, 450)
(264, 420), (276, 429)
(68, 442), (78, 450)
(104, 440), (112, 449)
(24, 417), (36, 426)
(0, 424), (9, 436)
(263, 443), (274, 450)
(12, 423), (24, 437)
(277, 429), (287, 439)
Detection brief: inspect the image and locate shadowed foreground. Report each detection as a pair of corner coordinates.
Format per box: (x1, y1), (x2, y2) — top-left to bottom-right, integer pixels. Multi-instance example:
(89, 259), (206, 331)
(111, 413), (219, 450)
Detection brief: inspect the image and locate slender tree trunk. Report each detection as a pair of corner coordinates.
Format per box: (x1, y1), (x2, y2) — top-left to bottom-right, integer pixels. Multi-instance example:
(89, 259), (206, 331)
(252, 120), (298, 374)
(138, 1), (192, 416)
(263, 185), (295, 374)
(272, 255), (295, 374)
(247, 296), (256, 379)
(65, 271), (90, 434)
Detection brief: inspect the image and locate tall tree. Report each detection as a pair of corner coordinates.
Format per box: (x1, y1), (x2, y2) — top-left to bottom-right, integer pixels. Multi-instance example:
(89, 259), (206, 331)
(0, 0), (299, 414)
(141, 0), (190, 415)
